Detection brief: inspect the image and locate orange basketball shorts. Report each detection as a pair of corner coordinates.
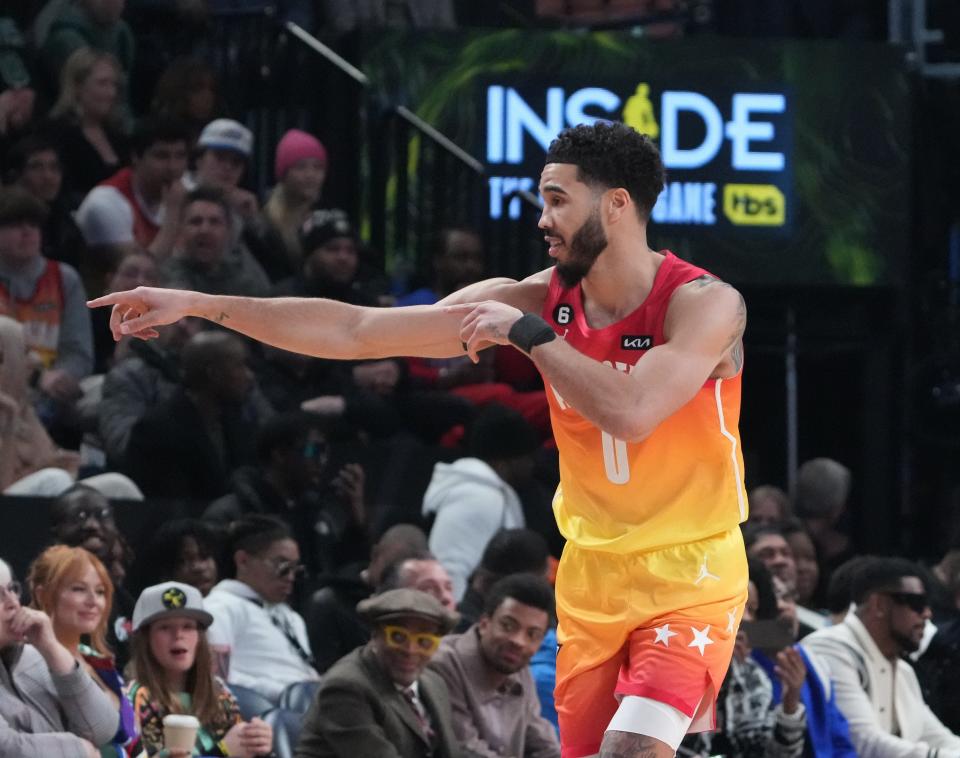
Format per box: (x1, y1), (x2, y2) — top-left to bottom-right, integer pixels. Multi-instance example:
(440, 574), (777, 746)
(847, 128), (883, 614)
(554, 527), (748, 758)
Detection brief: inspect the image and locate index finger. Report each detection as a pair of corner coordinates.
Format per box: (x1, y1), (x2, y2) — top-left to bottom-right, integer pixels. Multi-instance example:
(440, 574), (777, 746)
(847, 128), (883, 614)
(87, 291), (136, 308)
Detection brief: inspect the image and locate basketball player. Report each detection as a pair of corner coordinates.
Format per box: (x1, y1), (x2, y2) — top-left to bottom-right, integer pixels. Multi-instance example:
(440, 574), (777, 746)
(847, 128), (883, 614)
(90, 122), (749, 757)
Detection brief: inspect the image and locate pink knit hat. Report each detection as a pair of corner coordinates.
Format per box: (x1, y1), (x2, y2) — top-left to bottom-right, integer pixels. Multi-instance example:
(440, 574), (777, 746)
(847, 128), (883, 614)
(274, 129), (328, 180)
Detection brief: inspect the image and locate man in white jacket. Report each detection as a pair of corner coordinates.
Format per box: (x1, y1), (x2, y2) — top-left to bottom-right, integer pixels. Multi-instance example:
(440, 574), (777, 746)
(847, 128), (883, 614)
(804, 556), (960, 757)
(423, 405), (540, 601)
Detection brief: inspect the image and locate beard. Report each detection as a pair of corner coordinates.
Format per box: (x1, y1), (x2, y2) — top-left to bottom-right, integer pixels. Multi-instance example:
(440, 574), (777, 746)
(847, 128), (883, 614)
(892, 627), (922, 654)
(553, 206), (608, 289)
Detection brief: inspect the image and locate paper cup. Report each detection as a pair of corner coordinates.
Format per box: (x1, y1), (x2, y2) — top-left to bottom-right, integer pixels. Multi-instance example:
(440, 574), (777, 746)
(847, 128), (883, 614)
(163, 713), (200, 752)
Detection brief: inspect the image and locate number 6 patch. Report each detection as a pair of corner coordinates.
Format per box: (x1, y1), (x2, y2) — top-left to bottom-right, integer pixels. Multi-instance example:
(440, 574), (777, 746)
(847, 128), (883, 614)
(553, 304), (573, 325)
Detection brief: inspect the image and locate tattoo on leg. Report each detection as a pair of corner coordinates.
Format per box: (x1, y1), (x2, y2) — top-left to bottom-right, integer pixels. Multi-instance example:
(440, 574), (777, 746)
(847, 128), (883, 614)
(600, 730), (675, 757)
(216, 311), (230, 323)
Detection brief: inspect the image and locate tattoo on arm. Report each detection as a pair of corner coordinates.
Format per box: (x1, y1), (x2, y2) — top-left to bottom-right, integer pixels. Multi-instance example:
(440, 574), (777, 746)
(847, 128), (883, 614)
(727, 292), (747, 373)
(215, 311), (230, 324)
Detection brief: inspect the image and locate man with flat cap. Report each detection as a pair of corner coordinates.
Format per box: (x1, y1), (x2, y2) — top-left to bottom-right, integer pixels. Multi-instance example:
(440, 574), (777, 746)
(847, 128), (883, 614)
(295, 588), (469, 758)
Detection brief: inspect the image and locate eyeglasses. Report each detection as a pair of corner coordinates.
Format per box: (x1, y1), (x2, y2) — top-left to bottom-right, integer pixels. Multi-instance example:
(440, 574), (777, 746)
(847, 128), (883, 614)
(382, 625), (442, 655)
(259, 557), (306, 580)
(884, 591), (930, 614)
(0, 581), (22, 601)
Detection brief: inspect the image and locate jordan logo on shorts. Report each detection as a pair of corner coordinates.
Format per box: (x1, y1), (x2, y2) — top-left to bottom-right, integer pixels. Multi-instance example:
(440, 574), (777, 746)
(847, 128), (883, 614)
(693, 556), (720, 585)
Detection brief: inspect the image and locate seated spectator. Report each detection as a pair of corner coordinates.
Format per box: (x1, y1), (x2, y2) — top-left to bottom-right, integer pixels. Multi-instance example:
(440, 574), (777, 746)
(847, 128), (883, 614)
(97, 314), (201, 466)
(150, 57), (221, 146)
(122, 330), (258, 500)
(259, 128), (327, 281)
(296, 588), (461, 757)
(424, 405), (539, 601)
(794, 457), (855, 576)
(132, 518), (220, 597)
(683, 557), (809, 757)
(41, 0), (134, 86)
(747, 484), (790, 527)
(0, 555), (118, 755)
(804, 556), (960, 756)
(304, 523), (428, 673)
(186, 118), (258, 230)
(274, 209), (368, 303)
(87, 248), (159, 374)
(0, 188), (93, 420)
(397, 227), (484, 306)
(782, 517), (822, 608)
(75, 117), (189, 259)
(205, 516), (321, 703)
(3, 135), (83, 269)
(26, 545), (136, 755)
(456, 528), (551, 632)
(744, 522), (826, 635)
(204, 411), (367, 575)
(49, 484), (137, 662)
(428, 573), (560, 757)
(378, 554), (456, 610)
(0, 316), (141, 499)
(161, 185), (269, 297)
(42, 47), (128, 202)
(127, 581), (273, 757)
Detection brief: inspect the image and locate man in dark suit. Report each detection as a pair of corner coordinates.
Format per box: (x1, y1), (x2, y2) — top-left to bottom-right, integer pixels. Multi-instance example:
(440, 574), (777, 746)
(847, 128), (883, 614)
(295, 588), (465, 758)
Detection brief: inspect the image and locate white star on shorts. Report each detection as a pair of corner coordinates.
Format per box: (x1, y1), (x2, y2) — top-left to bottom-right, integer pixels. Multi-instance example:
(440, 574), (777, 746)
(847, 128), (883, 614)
(653, 624), (679, 647)
(688, 625), (715, 656)
(726, 609), (738, 633)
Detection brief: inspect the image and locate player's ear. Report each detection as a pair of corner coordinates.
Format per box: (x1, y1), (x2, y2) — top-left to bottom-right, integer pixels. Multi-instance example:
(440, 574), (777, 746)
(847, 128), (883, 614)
(606, 188), (631, 223)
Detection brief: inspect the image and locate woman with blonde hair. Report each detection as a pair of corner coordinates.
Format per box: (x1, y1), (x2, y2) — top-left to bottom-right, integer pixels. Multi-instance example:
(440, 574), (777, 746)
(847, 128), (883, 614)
(28, 545), (137, 756)
(127, 582), (272, 757)
(43, 46), (128, 201)
(258, 129), (328, 280)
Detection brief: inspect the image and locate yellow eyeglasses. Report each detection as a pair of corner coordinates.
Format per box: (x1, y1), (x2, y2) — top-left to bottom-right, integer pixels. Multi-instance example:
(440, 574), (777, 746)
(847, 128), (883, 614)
(383, 625), (442, 655)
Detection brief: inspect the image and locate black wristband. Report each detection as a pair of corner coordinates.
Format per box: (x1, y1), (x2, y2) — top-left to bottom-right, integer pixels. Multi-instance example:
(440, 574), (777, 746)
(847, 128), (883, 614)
(508, 313), (557, 354)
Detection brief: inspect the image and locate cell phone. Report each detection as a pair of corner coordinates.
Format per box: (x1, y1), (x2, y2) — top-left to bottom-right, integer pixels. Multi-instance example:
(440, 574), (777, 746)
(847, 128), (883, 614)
(740, 620), (795, 653)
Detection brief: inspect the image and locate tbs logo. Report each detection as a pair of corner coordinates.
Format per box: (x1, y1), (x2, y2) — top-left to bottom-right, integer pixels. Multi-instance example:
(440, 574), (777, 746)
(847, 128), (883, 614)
(621, 335), (652, 350)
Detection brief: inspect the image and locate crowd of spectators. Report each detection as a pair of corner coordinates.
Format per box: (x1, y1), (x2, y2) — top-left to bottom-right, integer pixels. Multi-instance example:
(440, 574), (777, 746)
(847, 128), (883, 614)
(0, 2), (953, 757)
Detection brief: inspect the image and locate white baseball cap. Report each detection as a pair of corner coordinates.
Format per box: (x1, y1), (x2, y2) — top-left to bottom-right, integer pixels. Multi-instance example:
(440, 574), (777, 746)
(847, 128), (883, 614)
(132, 581), (213, 632)
(197, 118), (253, 158)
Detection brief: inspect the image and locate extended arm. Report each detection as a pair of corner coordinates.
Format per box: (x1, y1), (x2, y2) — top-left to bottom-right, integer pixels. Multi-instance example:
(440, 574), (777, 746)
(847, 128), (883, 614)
(453, 278), (746, 442)
(88, 272), (549, 361)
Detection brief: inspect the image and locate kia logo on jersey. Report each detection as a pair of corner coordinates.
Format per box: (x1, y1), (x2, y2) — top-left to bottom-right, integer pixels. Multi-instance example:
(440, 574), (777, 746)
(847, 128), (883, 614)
(621, 335), (653, 350)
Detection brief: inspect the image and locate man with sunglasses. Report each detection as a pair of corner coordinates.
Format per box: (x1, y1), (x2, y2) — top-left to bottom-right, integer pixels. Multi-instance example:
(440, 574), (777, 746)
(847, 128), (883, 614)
(297, 587), (463, 757)
(804, 556), (960, 757)
(205, 515), (321, 704)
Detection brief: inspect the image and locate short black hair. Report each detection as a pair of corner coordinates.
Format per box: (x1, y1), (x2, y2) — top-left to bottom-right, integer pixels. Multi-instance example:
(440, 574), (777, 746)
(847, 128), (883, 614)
(825, 555), (876, 614)
(228, 515), (293, 557)
(741, 522), (787, 552)
(482, 573), (555, 623)
(0, 186), (47, 227)
(850, 556), (924, 606)
(480, 529), (549, 577)
(544, 122), (665, 219)
(256, 411), (326, 465)
(4, 135), (59, 183)
(748, 557), (778, 620)
(134, 518), (219, 591)
(182, 184), (232, 224)
(130, 116), (190, 158)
